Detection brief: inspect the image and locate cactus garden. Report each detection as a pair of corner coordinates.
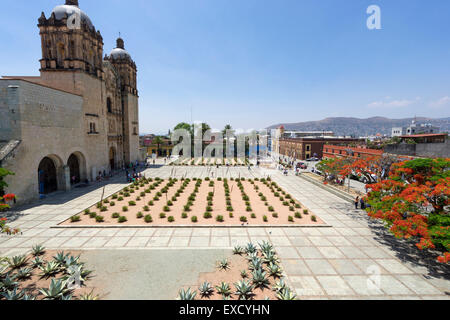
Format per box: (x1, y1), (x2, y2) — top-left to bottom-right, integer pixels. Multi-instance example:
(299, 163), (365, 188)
(63, 177), (322, 226)
(177, 242), (296, 300)
(0, 245), (99, 300)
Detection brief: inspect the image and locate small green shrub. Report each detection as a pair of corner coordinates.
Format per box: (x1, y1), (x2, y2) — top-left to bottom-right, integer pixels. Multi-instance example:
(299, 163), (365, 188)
(251, 213), (256, 219)
(303, 209), (309, 215)
(216, 215), (224, 222)
(70, 215), (81, 223)
(145, 215), (153, 223)
(263, 215), (268, 222)
(191, 216), (198, 223)
(182, 213), (188, 219)
(204, 212), (212, 219)
(288, 216), (294, 222)
(112, 212), (120, 219)
(96, 215), (104, 223)
(137, 212), (144, 219)
(311, 215), (317, 222)
(168, 216), (175, 223)
(240, 216), (248, 223)
(122, 206), (128, 212)
(272, 213), (278, 218)
(89, 212), (97, 219)
(160, 213), (166, 219)
(295, 212), (302, 219)
(118, 216), (127, 223)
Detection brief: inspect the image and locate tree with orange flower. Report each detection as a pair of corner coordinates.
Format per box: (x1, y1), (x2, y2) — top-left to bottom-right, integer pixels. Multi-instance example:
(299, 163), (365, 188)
(366, 158), (450, 263)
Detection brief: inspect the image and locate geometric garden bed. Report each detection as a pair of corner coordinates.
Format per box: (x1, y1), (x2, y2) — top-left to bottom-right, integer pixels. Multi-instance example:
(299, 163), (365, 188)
(62, 177), (324, 227)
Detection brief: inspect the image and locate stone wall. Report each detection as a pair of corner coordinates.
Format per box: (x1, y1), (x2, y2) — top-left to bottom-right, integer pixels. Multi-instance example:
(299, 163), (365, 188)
(385, 140), (450, 158)
(0, 79), (84, 204)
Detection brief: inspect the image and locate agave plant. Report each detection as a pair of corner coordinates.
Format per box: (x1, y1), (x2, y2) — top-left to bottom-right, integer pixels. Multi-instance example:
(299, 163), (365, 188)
(8, 255), (28, 269)
(39, 279), (70, 300)
(61, 294), (73, 300)
(246, 251), (259, 261)
(263, 250), (280, 265)
(39, 261), (60, 277)
(0, 263), (8, 276)
(62, 255), (81, 271)
(276, 287), (297, 300)
(273, 278), (287, 293)
(31, 244), (46, 256)
(31, 257), (44, 268)
(217, 259), (231, 271)
(22, 293), (37, 300)
(245, 243), (257, 254)
(199, 281), (214, 297)
(249, 257), (263, 272)
(232, 246), (245, 255)
(267, 263), (283, 278)
(53, 251), (70, 265)
(79, 290), (99, 300)
(177, 288), (197, 300)
(251, 269), (270, 289)
(215, 282), (231, 297)
(15, 267), (32, 280)
(1, 288), (24, 300)
(259, 241), (274, 254)
(1, 274), (19, 291)
(240, 270), (248, 279)
(234, 280), (254, 300)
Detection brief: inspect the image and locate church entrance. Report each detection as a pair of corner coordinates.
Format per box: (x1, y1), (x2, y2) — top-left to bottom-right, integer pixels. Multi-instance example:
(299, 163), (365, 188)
(38, 157), (58, 194)
(109, 147), (116, 170)
(68, 154), (81, 185)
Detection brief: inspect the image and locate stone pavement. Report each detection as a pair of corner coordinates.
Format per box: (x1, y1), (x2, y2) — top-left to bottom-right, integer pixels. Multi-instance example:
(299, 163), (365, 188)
(0, 166), (449, 300)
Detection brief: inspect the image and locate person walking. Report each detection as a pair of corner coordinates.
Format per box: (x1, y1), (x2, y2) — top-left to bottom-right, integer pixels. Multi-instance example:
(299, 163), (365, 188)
(360, 197), (366, 210)
(355, 196), (359, 210)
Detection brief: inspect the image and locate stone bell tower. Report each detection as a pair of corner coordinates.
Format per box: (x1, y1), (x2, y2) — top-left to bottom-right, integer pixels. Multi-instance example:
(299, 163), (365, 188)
(105, 38), (139, 164)
(37, 0), (104, 79)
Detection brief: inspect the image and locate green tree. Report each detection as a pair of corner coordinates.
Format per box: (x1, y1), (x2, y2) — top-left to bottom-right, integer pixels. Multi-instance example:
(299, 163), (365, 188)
(0, 168), (14, 198)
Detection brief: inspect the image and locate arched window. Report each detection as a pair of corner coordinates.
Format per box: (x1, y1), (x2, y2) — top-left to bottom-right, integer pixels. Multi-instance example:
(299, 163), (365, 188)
(107, 97), (112, 113)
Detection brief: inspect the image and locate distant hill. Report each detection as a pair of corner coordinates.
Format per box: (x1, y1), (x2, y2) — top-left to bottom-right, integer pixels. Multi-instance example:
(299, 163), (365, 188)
(267, 117), (450, 137)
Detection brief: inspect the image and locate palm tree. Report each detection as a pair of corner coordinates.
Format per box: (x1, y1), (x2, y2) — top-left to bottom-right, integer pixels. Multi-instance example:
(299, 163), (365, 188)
(154, 136), (163, 157)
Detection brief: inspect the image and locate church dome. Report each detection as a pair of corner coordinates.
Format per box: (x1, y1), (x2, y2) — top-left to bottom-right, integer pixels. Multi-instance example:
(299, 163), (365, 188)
(109, 38), (132, 60)
(51, 1), (94, 30)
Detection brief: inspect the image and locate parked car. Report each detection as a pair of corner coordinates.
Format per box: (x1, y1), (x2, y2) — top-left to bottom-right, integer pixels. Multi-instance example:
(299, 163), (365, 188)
(306, 157), (320, 162)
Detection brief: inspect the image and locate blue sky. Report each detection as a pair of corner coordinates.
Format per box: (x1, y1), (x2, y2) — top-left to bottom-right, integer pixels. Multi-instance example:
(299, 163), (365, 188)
(1, 0), (450, 134)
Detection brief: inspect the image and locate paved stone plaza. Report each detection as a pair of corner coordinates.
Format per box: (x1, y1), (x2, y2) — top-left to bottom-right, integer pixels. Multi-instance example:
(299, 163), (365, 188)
(1, 166), (449, 300)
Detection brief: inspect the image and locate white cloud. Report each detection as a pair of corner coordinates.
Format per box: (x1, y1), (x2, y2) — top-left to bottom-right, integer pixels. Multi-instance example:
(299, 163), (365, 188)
(368, 99), (416, 108)
(429, 96), (450, 108)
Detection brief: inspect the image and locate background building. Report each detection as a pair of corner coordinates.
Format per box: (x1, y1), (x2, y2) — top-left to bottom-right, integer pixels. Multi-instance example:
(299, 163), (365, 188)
(0, 0), (140, 204)
(392, 120), (440, 137)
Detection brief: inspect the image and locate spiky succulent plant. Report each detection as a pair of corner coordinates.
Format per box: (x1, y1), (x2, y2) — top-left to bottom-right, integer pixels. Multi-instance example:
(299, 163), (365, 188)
(217, 258), (231, 271)
(62, 255), (81, 271)
(251, 269), (270, 289)
(22, 293), (37, 300)
(263, 251), (280, 265)
(276, 287), (297, 300)
(273, 278), (288, 293)
(267, 262), (283, 278)
(1, 288), (24, 300)
(39, 261), (60, 277)
(1, 273), (19, 290)
(246, 251), (259, 261)
(39, 279), (70, 300)
(245, 243), (257, 254)
(240, 270), (248, 279)
(249, 257), (263, 272)
(31, 244), (46, 256)
(79, 291), (99, 300)
(199, 281), (214, 297)
(8, 255), (28, 269)
(31, 257), (44, 268)
(15, 267), (32, 280)
(259, 241), (274, 254)
(234, 280), (254, 300)
(177, 288), (197, 300)
(53, 251), (70, 265)
(215, 282), (231, 297)
(233, 246), (245, 255)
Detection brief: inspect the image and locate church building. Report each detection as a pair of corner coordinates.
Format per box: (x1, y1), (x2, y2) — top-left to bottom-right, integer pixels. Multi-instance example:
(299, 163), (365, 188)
(0, 0), (140, 204)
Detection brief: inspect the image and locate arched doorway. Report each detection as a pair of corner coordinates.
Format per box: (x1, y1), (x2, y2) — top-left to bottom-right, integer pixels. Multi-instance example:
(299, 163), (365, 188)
(38, 157), (58, 194)
(68, 154), (81, 184)
(109, 147), (116, 170)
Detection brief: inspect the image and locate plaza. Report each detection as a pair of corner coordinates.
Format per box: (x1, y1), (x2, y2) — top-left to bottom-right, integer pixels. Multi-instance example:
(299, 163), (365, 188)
(1, 164), (448, 300)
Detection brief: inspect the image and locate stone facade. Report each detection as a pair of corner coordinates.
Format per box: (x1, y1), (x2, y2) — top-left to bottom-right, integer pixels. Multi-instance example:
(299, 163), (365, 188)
(0, 0), (140, 204)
